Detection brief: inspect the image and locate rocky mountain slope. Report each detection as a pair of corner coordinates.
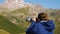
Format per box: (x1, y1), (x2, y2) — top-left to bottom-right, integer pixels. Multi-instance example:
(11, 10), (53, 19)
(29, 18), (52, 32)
(0, 0), (45, 16)
(0, 0), (60, 23)
(0, 0), (26, 10)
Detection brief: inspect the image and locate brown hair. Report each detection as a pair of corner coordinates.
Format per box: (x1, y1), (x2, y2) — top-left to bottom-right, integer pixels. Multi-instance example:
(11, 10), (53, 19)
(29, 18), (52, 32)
(38, 13), (48, 21)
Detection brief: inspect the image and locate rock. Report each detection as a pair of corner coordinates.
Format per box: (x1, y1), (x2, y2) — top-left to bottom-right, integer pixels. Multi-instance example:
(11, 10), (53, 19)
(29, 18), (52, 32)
(0, 0), (26, 10)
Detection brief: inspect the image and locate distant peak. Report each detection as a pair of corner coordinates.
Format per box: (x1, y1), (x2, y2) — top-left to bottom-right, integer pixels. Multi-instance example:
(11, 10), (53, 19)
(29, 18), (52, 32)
(0, 0), (26, 10)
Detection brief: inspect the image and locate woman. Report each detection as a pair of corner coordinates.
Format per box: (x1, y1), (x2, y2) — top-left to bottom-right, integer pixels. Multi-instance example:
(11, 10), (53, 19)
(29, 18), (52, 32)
(26, 13), (55, 34)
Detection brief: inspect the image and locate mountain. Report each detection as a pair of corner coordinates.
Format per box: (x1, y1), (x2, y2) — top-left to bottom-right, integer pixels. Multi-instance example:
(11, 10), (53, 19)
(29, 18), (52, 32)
(0, 0), (45, 17)
(0, 0), (26, 10)
(0, 0), (60, 22)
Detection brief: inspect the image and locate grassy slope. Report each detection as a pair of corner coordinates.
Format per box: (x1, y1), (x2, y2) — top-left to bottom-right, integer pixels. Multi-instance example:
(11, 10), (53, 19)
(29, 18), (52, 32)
(54, 21), (60, 34)
(11, 7), (29, 15)
(0, 15), (24, 34)
(0, 7), (30, 34)
(0, 29), (10, 34)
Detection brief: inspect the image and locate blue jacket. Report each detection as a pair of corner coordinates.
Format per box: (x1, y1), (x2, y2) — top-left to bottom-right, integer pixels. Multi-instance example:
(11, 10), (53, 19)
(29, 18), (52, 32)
(26, 20), (55, 34)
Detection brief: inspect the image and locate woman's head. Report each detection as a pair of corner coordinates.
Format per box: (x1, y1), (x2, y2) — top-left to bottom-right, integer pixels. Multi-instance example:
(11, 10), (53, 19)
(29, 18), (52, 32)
(38, 13), (48, 21)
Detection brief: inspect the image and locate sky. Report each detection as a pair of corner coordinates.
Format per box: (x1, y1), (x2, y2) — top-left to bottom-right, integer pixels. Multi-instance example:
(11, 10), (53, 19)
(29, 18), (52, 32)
(24, 0), (60, 9)
(0, 0), (5, 4)
(0, 0), (60, 9)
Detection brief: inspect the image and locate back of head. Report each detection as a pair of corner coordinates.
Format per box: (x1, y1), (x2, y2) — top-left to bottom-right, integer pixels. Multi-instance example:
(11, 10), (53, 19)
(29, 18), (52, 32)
(38, 13), (48, 21)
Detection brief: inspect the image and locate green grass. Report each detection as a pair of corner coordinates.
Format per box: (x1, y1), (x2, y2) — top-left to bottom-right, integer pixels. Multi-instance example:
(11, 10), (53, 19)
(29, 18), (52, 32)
(11, 7), (29, 15)
(0, 15), (24, 34)
(54, 25), (60, 34)
(0, 29), (10, 34)
(54, 21), (60, 34)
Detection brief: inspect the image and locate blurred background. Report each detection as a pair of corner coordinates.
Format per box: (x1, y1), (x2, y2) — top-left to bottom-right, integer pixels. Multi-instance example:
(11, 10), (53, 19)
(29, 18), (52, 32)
(0, 0), (60, 34)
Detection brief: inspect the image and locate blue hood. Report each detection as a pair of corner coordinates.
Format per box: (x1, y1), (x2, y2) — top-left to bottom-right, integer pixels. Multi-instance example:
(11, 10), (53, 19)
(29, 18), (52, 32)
(26, 20), (55, 34)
